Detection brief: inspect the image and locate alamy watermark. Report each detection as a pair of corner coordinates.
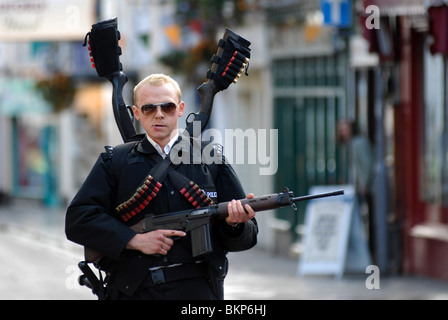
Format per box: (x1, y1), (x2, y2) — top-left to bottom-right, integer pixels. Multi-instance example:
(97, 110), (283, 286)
(365, 5), (380, 30)
(365, 265), (380, 289)
(170, 121), (278, 176)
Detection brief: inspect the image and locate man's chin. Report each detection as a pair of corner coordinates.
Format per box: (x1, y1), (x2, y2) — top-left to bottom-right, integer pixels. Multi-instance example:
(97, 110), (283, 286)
(150, 128), (167, 136)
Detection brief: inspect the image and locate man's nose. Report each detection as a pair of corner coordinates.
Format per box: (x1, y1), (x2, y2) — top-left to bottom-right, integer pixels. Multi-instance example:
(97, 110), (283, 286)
(154, 106), (164, 118)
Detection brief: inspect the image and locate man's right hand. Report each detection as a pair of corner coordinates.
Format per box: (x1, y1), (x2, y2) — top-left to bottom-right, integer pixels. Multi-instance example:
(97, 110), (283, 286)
(126, 229), (186, 255)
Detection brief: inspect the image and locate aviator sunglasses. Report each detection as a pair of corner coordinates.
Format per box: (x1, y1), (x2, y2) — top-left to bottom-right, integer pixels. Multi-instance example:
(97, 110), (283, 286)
(137, 102), (179, 116)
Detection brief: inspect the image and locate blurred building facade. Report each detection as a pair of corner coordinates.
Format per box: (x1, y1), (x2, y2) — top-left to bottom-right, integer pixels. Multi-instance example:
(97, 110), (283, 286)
(360, 0), (448, 281)
(1, 0), (448, 282)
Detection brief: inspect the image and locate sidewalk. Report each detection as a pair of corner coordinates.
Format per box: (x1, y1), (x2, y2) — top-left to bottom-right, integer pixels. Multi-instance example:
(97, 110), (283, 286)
(0, 199), (79, 254)
(1, 199), (448, 300)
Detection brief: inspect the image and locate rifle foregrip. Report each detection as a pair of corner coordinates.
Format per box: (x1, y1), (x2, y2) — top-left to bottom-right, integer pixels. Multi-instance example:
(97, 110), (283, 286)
(215, 194), (281, 218)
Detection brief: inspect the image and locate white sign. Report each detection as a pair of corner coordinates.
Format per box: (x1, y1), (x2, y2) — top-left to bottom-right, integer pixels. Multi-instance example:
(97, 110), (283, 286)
(298, 185), (371, 278)
(0, 0), (95, 41)
(303, 201), (350, 264)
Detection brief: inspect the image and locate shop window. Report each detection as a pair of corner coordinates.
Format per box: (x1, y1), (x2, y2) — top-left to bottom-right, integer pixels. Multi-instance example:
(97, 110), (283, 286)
(273, 55), (347, 232)
(12, 116), (48, 198)
(421, 41), (448, 205)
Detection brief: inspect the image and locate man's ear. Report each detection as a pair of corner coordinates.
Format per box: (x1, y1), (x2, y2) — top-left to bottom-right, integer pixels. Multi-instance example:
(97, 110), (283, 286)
(133, 105), (141, 121)
(178, 101), (185, 117)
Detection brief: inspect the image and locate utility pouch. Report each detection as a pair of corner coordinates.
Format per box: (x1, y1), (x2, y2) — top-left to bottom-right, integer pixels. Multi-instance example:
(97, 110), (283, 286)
(206, 28), (251, 91)
(83, 17), (123, 78)
(206, 257), (228, 300)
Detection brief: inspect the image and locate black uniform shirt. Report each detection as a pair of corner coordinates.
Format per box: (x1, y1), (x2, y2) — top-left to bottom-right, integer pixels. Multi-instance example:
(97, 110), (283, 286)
(65, 137), (258, 296)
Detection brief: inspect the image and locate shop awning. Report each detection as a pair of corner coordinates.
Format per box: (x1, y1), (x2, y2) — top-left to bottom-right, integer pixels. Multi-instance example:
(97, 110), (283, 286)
(360, 0), (448, 56)
(427, 1), (448, 55)
(427, 0), (448, 7)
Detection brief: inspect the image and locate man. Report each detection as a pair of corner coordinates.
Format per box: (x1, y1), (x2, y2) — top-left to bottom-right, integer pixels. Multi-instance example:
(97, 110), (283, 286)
(337, 119), (374, 256)
(66, 74), (258, 300)
(337, 120), (373, 199)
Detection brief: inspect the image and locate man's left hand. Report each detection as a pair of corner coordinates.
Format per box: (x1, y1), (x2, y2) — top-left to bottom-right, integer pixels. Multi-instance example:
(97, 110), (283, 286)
(225, 193), (256, 226)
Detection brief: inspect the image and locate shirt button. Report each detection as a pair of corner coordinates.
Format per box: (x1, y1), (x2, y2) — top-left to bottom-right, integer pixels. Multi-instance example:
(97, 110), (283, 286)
(170, 190), (175, 196)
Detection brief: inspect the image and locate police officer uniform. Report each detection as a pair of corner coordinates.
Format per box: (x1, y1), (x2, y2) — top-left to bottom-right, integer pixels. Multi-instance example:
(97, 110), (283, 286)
(65, 136), (258, 300)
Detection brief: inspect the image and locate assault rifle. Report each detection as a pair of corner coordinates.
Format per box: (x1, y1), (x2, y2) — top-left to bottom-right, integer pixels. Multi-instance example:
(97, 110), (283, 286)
(79, 187), (343, 296)
(84, 188), (344, 263)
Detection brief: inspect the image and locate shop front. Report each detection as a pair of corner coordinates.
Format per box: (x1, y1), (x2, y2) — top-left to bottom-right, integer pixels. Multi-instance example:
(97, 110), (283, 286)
(0, 78), (59, 206)
(362, 0), (448, 280)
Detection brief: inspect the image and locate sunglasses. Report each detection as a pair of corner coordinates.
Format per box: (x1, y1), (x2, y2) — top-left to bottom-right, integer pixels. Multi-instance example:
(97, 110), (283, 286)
(137, 102), (179, 117)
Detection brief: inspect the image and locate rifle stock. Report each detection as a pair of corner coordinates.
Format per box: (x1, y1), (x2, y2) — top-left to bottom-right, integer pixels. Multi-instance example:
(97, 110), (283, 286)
(184, 28), (250, 137)
(109, 72), (142, 142)
(185, 82), (219, 137)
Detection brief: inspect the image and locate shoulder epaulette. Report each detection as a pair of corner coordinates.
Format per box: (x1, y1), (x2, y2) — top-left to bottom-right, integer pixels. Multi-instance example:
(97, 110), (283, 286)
(104, 146), (114, 159)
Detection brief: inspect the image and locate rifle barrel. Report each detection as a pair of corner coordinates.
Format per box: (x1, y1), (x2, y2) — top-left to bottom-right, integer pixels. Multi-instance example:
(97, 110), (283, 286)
(291, 190), (344, 203)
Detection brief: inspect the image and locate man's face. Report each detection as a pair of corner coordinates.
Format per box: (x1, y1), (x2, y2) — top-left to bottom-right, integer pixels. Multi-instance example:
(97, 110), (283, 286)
(337, 122), (351, 144)
(133, 83), (184, 147)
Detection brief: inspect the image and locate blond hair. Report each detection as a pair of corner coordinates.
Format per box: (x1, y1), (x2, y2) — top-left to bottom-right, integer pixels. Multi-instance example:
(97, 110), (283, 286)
(133, 73), (181, 105)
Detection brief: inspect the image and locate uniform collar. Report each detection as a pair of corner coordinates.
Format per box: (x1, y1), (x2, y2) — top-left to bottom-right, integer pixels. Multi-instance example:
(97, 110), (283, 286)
(136, 133), (180, 157)
(146, 133), (179, 159)
(136, 136), (158, 155)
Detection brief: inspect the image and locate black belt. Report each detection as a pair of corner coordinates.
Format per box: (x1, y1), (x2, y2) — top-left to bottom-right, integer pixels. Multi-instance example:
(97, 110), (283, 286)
(144, 262), (208, 287)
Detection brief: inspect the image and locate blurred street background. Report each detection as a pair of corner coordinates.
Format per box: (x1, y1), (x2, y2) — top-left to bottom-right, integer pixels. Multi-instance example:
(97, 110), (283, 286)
(2, 0), (448, 300)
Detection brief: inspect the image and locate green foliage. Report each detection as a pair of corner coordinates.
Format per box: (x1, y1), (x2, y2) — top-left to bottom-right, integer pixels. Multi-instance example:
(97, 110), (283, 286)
(35, 73), (75, 113)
